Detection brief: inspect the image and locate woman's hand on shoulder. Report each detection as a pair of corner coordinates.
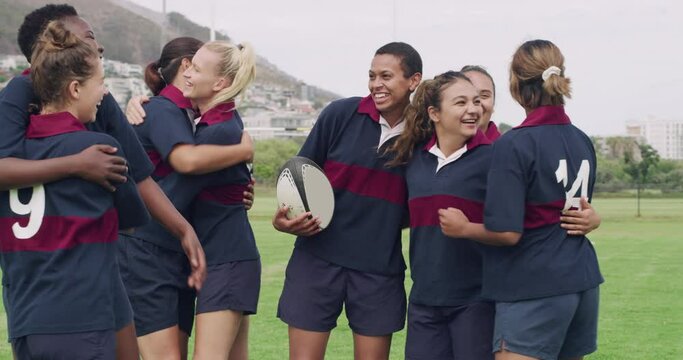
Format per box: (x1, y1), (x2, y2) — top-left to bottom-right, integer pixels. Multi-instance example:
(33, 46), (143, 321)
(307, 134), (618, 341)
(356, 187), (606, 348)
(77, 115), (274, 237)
(125, 95), (150, 125)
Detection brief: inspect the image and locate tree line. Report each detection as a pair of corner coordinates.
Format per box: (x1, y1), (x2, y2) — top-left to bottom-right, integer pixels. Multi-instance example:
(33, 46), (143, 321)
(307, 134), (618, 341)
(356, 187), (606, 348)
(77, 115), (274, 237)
(593, 136), (683, 195)
(250, 135), (683, 196)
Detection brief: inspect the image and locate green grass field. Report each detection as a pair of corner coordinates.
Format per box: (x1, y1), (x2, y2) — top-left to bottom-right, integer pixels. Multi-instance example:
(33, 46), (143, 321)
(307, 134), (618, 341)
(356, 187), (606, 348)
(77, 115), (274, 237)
(1, 195), (682, 359)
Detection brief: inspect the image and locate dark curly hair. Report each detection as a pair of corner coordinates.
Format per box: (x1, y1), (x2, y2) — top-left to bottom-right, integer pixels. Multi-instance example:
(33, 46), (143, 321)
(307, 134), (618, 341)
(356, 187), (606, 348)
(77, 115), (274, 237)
(17, 4), (78, 62)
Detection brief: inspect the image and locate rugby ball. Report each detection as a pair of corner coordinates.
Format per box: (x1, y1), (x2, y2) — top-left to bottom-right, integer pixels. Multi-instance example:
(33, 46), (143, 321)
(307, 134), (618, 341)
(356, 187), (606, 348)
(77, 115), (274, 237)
(276, 156), (335, 229)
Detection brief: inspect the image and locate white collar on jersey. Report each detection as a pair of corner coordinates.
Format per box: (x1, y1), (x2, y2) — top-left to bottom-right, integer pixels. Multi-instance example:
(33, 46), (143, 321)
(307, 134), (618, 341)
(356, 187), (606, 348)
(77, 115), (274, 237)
(428, 143), (468, 173)
(378, 115), (405, 150)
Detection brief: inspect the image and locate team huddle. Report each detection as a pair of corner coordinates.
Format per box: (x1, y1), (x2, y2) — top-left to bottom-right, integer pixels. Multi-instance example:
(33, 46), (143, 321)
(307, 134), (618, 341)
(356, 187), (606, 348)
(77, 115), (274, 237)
(0, 3), (603, 360)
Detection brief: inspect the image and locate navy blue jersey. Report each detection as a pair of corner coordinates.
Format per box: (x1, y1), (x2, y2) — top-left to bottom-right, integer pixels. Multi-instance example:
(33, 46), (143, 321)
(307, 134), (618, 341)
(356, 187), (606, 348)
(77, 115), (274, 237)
(0, 112), (149, 339)
(132, 85), (195, 181)
(0, 74), (154, 182)
(482, 106), (603, 301)
(127, 85), (196, 252)
(295, 95), (407, 275)
(0, 76), (34, 158)
(406, 131), (492, 306)
(187, 103), (258, 264)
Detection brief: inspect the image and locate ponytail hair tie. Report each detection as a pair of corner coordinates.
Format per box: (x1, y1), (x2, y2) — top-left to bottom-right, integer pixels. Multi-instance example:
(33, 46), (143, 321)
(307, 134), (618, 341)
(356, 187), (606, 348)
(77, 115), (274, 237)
(237, 43), (244, 51)
(542, 66), (562, 81)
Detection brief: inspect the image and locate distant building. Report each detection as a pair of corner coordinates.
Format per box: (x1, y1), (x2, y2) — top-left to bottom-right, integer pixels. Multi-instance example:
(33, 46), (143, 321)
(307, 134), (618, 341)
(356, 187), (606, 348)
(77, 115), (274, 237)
(104, 59), (144, 78)
(272, 113), (314, 129)
(626, 117), (683, 160)
(0, 55), (28, 72)
(105, 77), (150, 108)
(243, 111), (315, 140)
(289, 99), (315, 114)
(101, 59), (151, 108)
(300, 82), (311, 101)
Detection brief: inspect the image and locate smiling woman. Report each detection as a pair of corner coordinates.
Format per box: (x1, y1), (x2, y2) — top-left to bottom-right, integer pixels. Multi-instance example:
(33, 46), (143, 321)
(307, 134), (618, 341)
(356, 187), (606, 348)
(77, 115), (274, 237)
(368, 43), (422, 127)
(0, 20), (149, 359)
(171, 40), (260, 360)
(271, 42), (423, 360)
(383, 72), (495, 359)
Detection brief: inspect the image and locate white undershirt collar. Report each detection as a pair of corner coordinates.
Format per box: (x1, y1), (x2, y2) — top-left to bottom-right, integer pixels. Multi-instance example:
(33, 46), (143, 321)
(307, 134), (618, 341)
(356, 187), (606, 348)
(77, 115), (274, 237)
(428, 143), (468, 173)
(378, 115), (405, 150)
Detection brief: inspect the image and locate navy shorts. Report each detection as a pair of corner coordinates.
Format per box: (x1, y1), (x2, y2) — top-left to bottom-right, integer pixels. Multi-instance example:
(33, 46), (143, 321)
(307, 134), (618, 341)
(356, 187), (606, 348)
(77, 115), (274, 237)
(278, 248), (406, 336)
(405, 301), (494, 360)
(117, 234), (196, 337)
(12, 330), (115, 360)
(494, 287), (600, 359)
(113, 267), (134, 331)
(196, 259), (261, 315)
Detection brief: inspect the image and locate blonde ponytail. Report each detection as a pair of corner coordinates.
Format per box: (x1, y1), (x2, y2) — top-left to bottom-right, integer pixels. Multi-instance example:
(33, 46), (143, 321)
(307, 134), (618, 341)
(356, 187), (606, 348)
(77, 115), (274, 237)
(204, 41), (256, 109)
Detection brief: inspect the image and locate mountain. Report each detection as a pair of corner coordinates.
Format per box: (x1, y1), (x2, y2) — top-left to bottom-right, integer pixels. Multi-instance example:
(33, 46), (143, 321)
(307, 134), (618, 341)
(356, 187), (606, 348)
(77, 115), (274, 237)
(0, 0), (339, 104)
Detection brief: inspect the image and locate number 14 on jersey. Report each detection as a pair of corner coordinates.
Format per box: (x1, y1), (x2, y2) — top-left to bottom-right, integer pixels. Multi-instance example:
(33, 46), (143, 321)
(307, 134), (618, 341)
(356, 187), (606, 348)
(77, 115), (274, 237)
(555, 159), (590, 211)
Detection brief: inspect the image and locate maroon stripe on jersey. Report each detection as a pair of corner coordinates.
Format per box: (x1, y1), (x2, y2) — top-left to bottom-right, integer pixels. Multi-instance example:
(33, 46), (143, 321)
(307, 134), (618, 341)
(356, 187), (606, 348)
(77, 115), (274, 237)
(0, 208), (118, 253)
(146, 150), (173, 178)
(409, 194), (484, 227)
(197, 184), (249, 205)
(324, 160), (406, 205)
(524, 199), (565, 229)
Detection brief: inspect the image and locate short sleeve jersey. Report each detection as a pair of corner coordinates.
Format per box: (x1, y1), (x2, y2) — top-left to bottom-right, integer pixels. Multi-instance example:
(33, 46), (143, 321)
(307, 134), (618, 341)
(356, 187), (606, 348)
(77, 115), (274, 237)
(482, 106), (603, 301)
(406, 131), (492, 306)
(127, 85), (196, 252)
(186, 103), (258, 265)
(0, 112), (149, 339)
(132, 85), (195, 181)
(0, 74), (154, 182)
(295, 95), (407, 275)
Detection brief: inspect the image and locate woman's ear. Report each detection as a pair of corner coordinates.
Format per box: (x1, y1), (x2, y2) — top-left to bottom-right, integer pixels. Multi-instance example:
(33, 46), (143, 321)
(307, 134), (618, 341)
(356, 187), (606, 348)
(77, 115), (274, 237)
(212, 77), (232, 92)
(409, 73), (422, 92)
(67, 80), (80, 100)
(427, 105), (440, 123)
(181, 57), (192, 71)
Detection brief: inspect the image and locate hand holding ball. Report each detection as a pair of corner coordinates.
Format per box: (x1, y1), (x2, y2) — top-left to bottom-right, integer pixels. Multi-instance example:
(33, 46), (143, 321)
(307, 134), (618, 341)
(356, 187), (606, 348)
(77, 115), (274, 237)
(276, 156), (335, 229)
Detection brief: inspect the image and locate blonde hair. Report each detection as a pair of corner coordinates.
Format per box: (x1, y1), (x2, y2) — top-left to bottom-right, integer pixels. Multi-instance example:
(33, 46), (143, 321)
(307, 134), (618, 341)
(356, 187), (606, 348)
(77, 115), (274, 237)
(509, 39), (571, 109)
(385, 71), (472, 167)
(30, 20), (99, 109)
(204, 41), (256, 109)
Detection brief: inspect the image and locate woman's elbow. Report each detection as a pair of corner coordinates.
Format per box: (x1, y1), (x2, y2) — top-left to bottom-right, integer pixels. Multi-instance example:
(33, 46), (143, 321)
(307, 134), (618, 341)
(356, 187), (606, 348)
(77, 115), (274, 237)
(500, 232), (522, 246)
(168, 150), (200, 174)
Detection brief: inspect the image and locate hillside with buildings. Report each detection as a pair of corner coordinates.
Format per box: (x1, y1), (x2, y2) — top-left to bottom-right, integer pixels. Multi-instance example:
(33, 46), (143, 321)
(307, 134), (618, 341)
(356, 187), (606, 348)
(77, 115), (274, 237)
(0, 0), (340, 140)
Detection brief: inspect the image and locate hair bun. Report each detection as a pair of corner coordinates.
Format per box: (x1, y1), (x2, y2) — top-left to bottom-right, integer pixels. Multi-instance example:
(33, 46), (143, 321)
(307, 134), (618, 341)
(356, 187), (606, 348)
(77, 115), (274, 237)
(43, 21), (80, 51)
